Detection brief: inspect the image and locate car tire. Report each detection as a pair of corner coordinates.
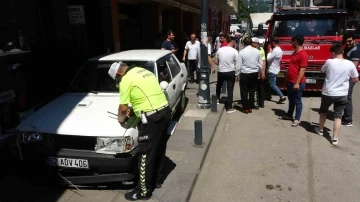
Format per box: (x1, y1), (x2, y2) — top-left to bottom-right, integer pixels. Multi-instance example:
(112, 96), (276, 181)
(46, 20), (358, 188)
(175, 90), (186, 116)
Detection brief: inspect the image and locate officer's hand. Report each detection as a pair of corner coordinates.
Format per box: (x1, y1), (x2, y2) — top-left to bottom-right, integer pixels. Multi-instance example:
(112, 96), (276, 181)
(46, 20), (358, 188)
(235, 76), (240, 83)
(182, 57), (186, 62)
(126, 108), (134, 117)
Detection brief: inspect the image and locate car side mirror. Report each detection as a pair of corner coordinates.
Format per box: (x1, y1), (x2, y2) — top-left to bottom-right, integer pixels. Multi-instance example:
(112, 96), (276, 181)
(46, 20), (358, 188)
(160, 81), (169, 91)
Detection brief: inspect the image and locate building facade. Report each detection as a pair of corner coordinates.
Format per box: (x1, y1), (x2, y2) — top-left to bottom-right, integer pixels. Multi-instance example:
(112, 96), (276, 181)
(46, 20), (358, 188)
(0, 0), (236, 101)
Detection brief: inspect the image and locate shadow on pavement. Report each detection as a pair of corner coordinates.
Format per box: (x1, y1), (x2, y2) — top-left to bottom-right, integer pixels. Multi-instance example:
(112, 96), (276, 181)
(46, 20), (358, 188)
(271, 108), (291, 120)
(299, 121), (332, 144)
(311, 108), (334, 121)
(0, 148), (67, 202)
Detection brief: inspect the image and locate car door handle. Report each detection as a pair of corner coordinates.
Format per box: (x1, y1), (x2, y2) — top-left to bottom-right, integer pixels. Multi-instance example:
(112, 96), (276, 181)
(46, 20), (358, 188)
(173, 84), (176, 89)
(181, 73), (184, 77)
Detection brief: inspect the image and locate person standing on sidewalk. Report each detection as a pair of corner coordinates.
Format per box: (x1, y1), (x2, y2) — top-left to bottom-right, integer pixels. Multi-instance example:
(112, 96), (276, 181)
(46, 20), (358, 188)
(342, 34), (360, 127)
(183, 33), (200, 83)
(213, 32), (223, 53)
(219, 33), (228, 48)
(112, 63), (171, 201)
(161, 30), (177, 54)
(279, 35), (307, 127)
(236, 37), (263, 114)
(267, 37), (286, 104)
(315, 44), (359, 146)
(215, 36), (238, 113)
(251, 37), (266, 109)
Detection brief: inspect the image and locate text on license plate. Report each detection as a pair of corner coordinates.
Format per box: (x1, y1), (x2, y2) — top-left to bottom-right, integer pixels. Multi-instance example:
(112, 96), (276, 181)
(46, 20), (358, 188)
(306, 79), (316, 83)
(46, 157), (89, 169)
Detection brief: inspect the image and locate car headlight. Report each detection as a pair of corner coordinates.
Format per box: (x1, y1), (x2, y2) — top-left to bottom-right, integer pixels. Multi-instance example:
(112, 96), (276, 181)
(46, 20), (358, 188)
(95, 136), (134, 154)
(22, 132), (43, 144)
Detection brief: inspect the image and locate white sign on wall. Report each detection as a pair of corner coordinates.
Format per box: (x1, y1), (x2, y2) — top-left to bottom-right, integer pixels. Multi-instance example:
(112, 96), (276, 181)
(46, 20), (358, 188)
(68, 5), (86, 25)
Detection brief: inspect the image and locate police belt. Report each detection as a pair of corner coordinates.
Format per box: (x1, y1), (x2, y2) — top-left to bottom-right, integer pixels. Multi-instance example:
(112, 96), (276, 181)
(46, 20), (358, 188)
(144, 104), (169, 116)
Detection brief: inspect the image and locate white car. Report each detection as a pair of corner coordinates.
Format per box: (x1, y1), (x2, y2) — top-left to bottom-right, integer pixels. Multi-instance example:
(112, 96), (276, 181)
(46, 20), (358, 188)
(16, 50), (188, 184)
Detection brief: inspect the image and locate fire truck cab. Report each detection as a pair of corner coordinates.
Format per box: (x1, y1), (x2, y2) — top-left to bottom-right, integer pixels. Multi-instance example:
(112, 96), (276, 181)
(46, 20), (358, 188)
(264, 6), (348, 91)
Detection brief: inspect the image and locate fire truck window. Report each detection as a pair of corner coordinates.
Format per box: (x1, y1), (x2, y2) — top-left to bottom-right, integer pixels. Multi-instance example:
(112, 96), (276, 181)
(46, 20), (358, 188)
(274, 19), (341, 37)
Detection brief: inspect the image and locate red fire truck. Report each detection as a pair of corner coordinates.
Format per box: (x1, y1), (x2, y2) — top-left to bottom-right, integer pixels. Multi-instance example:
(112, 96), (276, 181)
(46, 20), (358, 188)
(264, 5), (348, 91)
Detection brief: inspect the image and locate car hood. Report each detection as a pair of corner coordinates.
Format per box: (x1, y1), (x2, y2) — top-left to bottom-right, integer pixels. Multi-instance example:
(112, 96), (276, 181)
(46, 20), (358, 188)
(17, 93), (139, 137)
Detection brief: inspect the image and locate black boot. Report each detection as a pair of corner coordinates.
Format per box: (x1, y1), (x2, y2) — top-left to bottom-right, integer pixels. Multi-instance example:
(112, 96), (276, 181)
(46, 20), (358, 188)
(124, 189), (151, 201)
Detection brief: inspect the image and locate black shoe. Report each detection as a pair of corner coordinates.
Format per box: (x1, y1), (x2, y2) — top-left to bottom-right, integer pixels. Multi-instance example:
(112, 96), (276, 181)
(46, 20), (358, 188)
(155, 181), (163, 189)
(277, 97), (286, 104)
(124, 189), (151, 201)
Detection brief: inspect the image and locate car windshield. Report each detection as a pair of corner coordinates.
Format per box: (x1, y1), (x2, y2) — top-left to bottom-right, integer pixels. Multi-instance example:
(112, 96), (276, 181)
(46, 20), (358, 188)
(69, 60), (155, 93)
(273, 16), (344, 37)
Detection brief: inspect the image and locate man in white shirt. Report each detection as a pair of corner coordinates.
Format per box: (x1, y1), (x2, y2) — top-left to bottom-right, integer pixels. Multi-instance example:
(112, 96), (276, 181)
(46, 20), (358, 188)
(183, 33), (200, 83)
(267, 37), (286, 104)
(315, 44), (359, 146)
(215, 36), (238, 113)
(213, 32), (223, 53)
(236, 37), (263, 114)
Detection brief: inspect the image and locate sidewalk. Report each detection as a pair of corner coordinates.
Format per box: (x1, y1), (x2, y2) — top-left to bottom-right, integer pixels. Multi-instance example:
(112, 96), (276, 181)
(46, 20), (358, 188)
(147, 70), (224, 202)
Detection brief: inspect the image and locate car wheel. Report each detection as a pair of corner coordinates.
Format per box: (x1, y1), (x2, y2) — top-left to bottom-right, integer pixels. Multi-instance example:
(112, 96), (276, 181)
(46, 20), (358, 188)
(176, 90), (186, 115)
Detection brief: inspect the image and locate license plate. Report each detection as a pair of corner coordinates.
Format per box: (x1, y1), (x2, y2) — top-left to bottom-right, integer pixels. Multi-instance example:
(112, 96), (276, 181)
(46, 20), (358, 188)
(46, 157), (89, 169)
(306, 79), (316, 83)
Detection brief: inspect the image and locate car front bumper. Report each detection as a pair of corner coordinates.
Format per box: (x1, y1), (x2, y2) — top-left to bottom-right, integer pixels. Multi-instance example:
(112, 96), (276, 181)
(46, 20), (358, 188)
(21, 145), (139, 185)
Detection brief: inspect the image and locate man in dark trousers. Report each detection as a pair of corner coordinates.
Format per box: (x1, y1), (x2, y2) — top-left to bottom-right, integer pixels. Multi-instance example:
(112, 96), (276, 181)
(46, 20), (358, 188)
(112, 63), (171, 201)
(342, 33), (360, 127)
(236, 37), (263, 114)
(251, 37), (266, 109)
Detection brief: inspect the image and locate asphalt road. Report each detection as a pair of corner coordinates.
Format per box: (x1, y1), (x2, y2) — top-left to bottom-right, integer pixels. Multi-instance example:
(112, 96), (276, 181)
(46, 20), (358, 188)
(189, 83), (360, 202)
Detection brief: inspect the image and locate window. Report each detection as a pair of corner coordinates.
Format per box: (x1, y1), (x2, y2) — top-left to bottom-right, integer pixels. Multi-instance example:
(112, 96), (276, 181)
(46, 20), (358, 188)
(156, 56), (172, 83)
(272, 17), (344, 37)
(167, 55), (181, 78)
(69, 60), (155, 93)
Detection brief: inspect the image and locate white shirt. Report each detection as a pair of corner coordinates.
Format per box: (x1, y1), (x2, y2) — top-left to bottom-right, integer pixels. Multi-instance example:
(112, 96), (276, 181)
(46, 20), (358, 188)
(215, 37), (221, 50)
(215, 46), (238, 72)
(185, 41), (200, 60)
(236, 45), (263, 75)
(267, 46), (283, 74)
(321, 58), (359, 96)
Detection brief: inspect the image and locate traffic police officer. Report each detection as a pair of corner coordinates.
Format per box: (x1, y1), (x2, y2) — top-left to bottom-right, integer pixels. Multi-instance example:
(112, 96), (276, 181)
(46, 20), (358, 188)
(252, 37), (266, 108)
(112, 62), (171, 201)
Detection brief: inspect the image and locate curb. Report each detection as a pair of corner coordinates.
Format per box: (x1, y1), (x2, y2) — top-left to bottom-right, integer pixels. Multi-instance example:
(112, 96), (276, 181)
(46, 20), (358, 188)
(185, 104), (225, 202)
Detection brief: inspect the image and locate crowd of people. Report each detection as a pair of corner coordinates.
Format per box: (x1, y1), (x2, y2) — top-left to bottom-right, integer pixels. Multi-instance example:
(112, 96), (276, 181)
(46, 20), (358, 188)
(166, 30), (359, 147)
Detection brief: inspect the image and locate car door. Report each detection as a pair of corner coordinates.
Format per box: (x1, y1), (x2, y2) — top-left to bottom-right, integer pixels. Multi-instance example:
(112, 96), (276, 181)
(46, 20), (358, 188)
(156, 55), (177, 111)
(166, 55), (182, 104)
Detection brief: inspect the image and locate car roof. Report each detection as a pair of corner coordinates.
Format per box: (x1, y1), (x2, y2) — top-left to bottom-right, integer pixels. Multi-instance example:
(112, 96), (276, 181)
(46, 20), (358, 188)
(273, 8), (347, 16)
(88, 50), (172, 62)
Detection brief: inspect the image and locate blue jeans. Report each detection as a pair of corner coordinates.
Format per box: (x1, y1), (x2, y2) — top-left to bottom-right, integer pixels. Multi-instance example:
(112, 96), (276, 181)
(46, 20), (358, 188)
(268, 72), (284, 98)
(287, 82), (306, 120)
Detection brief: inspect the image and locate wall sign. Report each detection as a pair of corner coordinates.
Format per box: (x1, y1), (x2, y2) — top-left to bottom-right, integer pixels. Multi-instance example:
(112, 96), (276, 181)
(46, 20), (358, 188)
(68, 5), (86, 25)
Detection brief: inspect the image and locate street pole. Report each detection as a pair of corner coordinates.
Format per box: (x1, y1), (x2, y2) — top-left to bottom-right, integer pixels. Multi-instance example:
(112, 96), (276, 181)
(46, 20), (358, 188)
(197, 0), (211, 109)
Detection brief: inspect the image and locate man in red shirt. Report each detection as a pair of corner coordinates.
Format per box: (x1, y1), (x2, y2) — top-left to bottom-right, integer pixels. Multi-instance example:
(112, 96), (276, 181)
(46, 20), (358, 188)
(279, 35), (307, 127)
(219, 33), (228, 47)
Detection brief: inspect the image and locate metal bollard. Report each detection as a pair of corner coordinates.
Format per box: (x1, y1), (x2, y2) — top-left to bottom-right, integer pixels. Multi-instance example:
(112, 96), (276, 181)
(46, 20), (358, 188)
(211, 94), (217, 113)
(221, 81), (227, 94)
(193, 120), (205, 148)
